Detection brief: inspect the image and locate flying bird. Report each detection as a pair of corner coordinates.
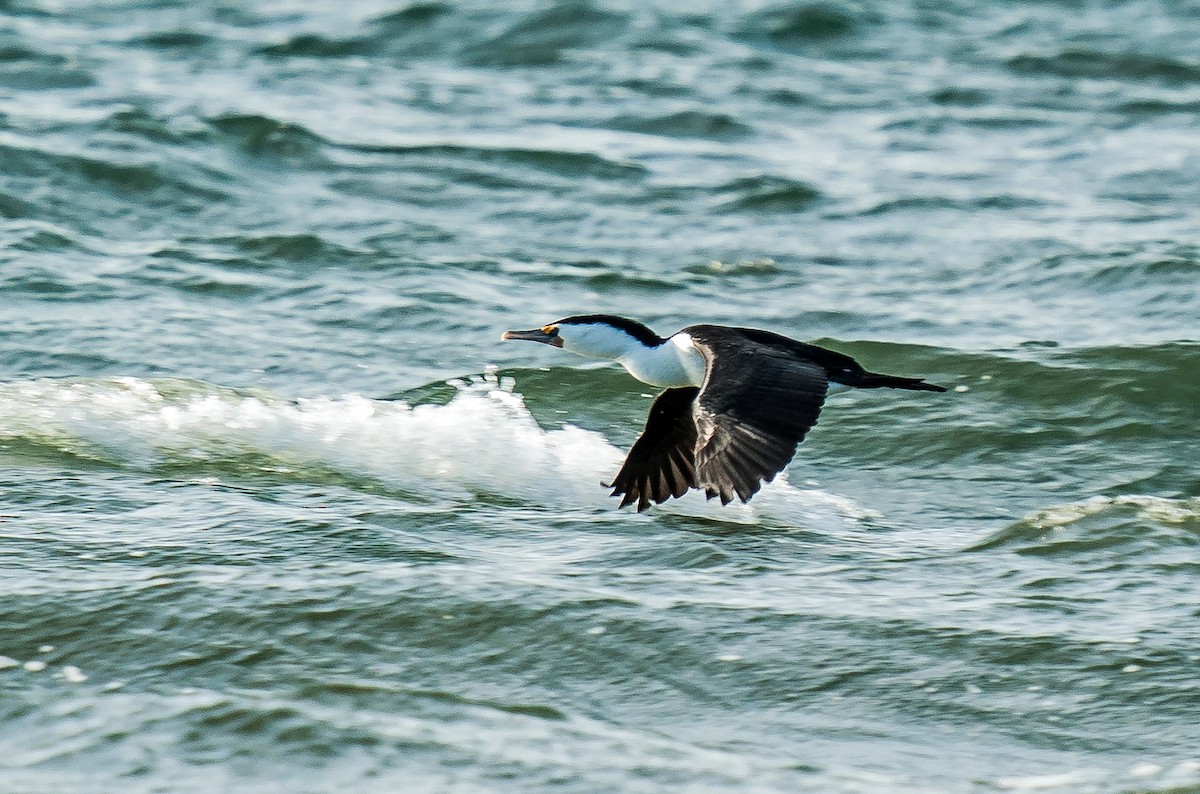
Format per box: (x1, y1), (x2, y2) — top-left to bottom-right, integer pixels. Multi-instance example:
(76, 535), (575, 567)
(502, 314), (946, 511)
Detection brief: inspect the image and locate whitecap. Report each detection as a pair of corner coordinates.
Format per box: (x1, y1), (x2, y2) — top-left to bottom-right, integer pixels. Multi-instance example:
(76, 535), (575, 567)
(0, 374), (871, 525)
(1025, 494), (1200, 530)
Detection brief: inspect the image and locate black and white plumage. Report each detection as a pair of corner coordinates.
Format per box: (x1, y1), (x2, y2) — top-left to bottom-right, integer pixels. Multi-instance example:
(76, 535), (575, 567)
(502, 314), (946, 511)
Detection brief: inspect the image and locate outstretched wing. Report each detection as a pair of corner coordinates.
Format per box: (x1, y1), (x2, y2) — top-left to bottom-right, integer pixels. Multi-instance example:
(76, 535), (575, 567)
(607, 387), (700, 512)
(687, 326), (829, 504)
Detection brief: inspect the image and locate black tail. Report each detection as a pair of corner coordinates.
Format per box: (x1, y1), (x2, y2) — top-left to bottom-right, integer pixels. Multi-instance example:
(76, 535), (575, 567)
(848, 371), (948, 392)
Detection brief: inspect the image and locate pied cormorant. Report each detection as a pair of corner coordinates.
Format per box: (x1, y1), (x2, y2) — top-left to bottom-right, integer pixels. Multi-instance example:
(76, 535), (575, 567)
(503, 314), (946, 511)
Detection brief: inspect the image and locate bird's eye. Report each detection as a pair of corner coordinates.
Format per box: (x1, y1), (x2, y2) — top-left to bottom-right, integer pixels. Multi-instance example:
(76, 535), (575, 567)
(541, 325), (559, 336)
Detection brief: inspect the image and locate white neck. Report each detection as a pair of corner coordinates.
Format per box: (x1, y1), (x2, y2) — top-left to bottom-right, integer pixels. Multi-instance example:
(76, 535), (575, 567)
(556, 323), (707, 388)
(616, 333), (706, 388)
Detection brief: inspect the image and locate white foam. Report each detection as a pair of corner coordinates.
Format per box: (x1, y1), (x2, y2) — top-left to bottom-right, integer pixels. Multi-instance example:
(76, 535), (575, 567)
(1024, 494), (1200, 529)
(59, 665), (88, 684)
(995, 769), (1104, 790)
(0, 375), (870, 524)
(0, 374), (619, 506)
(655, 470), (877, 526)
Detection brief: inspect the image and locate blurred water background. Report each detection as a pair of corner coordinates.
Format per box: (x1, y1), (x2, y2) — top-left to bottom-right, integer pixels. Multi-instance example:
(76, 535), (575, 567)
(2, 1), (1199, 791)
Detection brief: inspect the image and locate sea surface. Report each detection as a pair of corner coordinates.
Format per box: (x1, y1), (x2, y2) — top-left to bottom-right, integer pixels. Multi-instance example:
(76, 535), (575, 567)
(2, 1), (1199, 792)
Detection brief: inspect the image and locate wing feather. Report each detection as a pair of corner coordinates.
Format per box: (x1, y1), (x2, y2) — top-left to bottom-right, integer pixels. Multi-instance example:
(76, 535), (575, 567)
(607, 387), (700, 512)
(686, 326), (830, 505)
(608, 327), (832, 510)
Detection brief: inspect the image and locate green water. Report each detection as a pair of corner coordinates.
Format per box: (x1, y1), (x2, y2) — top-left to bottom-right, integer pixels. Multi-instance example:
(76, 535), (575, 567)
(2, 1), (1199, 791)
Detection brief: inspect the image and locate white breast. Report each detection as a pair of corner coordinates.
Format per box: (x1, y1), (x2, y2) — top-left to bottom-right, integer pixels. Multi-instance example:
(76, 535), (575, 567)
(617, 333), (707, 388)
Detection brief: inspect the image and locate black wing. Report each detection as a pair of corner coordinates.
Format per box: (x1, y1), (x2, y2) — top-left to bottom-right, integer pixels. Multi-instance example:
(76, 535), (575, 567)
(607, 387), (700, 512)
(686, 326), (829, 504)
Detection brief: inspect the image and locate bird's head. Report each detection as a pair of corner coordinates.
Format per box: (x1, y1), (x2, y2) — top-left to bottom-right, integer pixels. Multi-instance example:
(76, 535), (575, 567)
(502, 314), (664, 361)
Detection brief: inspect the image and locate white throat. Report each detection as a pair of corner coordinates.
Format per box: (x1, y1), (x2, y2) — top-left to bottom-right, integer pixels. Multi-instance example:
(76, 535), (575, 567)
(616, 333), (706, 388)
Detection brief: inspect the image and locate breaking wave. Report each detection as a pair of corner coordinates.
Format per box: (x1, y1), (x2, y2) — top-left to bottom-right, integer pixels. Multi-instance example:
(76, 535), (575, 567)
(0, 373), (870, 526)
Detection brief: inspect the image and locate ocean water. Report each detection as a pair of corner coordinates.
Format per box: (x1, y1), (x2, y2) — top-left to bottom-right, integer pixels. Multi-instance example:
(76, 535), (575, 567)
(2, 0), (1199, 791)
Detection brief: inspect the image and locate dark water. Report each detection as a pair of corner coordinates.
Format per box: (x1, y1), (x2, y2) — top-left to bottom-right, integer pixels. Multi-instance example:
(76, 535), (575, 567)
(2, 1), (1199, 791)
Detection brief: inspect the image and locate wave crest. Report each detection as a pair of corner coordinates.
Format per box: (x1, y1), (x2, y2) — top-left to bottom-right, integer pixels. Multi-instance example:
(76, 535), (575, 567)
(967, 495), (1200, 556)
(0, 375), (867, 525)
